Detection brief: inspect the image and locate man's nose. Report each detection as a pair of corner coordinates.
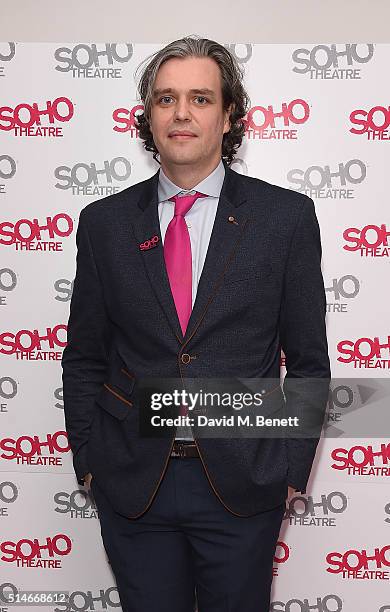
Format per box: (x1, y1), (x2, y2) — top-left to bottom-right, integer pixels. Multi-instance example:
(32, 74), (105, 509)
(174, 98), (191, 120)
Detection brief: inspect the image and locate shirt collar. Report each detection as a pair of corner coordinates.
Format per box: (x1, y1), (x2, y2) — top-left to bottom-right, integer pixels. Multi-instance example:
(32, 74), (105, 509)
(158, 158), (225, 203)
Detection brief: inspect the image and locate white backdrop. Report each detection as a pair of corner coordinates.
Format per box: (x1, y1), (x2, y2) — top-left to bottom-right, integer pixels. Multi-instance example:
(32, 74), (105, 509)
(0, 42), (389, 612)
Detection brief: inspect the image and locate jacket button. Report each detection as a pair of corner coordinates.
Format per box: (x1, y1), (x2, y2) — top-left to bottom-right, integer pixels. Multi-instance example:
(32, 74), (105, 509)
(181, 353), (191, 364)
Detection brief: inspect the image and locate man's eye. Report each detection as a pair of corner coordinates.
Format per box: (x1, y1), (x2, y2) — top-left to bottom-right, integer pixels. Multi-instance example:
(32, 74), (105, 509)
(158, 96), (208, 104)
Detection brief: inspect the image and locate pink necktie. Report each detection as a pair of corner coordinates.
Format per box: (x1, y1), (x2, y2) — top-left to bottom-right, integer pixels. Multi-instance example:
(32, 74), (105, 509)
(163, 191), (206, 336)
(164, 191), (206, 422)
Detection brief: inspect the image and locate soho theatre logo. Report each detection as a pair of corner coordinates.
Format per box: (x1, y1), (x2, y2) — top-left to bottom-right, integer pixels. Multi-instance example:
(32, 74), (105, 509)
(243, 99), (310, 140)
(55, 157), (132, 196)
(0, 324), (67, 360)
(0, 480), (18, 518)
(285, 490), (348, 527)
(325, 274), (360, 314)
(0, 430), (70, 468)
(324, 380), (378, 430)
(292, 43), (374, 79)
(0, 43), (16, 62)
(337, 335), (390, 369)
(56, 586), (120, 611)
(55, 277), (73, 305)
(224, 43), (252, 64)
(54, 43), (134, 78)
(349, 104), (390, 140)
(54, 488), (98, 519)
(0, 213), (74, 251)
(113, 103), (143, 138)
(0, 267), (18, 308)
(53, 383), (64, 411)
(331, 442), (390, 477)
(0, 533), (72, 568)
(0, 154), (17, 194)
(0, 97), (74, 137)
(326, 544), (390, 580)
(343, 223), (389, 257)
(0, 42), (16, 78)
(271, 594), (343, 612)
(273, 541), (290, 576)
(287, 159), (367, 199)
(0, 375), (17, 413)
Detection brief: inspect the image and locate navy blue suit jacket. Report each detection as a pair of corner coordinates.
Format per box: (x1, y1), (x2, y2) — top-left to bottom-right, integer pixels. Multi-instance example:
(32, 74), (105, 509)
(61, 160), (331, 518)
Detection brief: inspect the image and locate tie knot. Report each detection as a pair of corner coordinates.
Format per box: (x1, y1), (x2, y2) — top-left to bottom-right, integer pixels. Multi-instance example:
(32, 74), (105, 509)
(168, 191), (207, 217)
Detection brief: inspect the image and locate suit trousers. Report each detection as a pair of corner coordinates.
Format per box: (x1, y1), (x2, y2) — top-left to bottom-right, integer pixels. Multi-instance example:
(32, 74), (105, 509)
(91, 456), (285, 612)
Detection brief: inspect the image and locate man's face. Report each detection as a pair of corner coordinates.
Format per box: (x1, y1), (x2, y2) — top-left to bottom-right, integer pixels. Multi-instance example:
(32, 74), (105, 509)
(149, 56), (231, 169)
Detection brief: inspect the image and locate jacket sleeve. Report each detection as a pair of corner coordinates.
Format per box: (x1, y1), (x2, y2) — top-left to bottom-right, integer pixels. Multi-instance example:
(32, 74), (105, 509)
(61, 208), (110, 485)
(279, 196), (331, 494)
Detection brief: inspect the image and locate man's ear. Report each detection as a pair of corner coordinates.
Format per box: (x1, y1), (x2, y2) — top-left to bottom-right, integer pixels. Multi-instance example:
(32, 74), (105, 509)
(223, 103), (234, 134)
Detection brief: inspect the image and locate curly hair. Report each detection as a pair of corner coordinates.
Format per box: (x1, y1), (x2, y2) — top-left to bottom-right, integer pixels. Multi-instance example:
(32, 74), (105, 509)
(133, 35), (250, 166)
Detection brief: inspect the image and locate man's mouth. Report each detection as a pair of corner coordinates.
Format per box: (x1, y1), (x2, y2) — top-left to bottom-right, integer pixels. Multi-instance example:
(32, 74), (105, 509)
(168, 132), (197, 139)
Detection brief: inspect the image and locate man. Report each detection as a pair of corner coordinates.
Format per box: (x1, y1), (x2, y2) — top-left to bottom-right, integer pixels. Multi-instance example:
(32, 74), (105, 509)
(62, 36), (331, 612)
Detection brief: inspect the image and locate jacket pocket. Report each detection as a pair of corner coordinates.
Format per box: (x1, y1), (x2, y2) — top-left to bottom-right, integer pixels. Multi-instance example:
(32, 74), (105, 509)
(108, 367), (136, 395)
(94, 367), (135, 420)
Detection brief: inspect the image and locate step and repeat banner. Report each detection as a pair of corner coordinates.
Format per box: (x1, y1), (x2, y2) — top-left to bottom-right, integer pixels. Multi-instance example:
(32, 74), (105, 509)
(0, 42), (389, 612)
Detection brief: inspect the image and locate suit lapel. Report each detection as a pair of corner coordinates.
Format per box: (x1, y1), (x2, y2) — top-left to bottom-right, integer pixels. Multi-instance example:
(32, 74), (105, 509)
(131, 161), (250, 345)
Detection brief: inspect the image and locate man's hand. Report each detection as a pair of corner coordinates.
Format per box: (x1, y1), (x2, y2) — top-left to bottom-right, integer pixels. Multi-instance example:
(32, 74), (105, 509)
(285, 485), (297, 508)
(83, 472), (92, 490)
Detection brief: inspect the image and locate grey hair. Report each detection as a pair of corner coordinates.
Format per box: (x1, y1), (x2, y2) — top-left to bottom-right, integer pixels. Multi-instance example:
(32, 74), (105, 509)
(133, 35), (250, 165)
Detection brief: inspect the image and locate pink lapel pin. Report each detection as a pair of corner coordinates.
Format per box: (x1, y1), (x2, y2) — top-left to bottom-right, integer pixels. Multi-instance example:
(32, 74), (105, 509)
(139, 235), (159, 251)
